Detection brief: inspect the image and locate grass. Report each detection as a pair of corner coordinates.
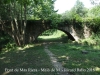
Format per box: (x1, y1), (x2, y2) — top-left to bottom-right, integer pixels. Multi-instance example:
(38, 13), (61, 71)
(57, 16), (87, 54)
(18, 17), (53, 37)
(1, 29), (100, 75)
(37, 30), (67, 43)
(0, 44), (58, 75)
(48, 43), (100, 75)
(0, 29), (67, 75)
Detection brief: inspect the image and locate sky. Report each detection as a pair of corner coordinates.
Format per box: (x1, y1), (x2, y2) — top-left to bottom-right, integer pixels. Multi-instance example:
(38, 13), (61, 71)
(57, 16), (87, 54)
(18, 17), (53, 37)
(54, 0), (94, 14)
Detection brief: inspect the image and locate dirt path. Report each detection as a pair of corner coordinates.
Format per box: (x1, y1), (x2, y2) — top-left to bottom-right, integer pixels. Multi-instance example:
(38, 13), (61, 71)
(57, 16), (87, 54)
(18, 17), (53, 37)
(44, 43), (70, 75)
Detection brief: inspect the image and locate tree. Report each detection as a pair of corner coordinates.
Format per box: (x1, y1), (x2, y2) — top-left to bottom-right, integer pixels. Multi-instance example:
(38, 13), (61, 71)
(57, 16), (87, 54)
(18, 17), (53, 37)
(60, 0), (88, 21)
(0, 0), (56, 46)
(49, 12), (61, 27)
(71, 0), (87, 17)
(88, 0), (100, 17)
(89, 5), (100, 17)
(90, 0), (100, 5)
(28, 0), (56, 20)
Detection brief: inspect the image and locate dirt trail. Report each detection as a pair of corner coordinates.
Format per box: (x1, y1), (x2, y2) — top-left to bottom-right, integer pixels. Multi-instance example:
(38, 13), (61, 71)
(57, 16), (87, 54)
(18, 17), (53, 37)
(44, 43), (70, 75)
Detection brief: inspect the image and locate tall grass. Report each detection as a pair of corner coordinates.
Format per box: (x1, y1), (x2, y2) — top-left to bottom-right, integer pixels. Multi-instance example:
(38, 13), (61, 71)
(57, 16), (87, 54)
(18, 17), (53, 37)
(79, 33), (100, 50)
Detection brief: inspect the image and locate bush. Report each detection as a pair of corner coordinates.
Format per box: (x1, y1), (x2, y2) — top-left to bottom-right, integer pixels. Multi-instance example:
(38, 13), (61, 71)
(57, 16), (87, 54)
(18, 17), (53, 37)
(0, 30), (16, 52)
(83, 18), (100, 33)
(3, 42), (17, 52)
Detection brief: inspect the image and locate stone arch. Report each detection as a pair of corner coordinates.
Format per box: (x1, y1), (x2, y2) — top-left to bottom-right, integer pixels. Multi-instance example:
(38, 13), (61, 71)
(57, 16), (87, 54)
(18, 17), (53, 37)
(36, 29), (75, 42)
(58, 29), (75, 41)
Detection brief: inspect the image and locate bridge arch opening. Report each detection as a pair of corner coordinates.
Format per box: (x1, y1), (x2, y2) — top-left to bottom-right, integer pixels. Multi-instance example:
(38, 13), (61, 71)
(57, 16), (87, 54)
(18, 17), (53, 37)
(37, 29), (75, 43)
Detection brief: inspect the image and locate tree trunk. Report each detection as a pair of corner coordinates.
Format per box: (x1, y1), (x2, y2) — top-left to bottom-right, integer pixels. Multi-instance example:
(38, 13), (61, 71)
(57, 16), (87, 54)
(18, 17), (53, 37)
(22, 4), (27, 45)
(0, 0), (28, 46)
(11, 20), (22, 46)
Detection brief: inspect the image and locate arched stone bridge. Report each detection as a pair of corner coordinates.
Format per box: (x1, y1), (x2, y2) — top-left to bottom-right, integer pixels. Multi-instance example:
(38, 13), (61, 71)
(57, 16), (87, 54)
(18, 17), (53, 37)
(25, 20), (91, 43)
(0, 20), (91, 44)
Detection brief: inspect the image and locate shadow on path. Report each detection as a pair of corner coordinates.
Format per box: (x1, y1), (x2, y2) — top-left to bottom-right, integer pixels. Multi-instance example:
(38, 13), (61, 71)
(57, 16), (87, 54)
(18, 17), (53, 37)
(44, 43), (71, 75)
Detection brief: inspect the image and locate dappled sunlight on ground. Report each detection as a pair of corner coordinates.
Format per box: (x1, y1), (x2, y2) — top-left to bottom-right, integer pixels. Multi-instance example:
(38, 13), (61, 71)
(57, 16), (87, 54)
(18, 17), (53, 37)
(17, 44), (34, 50)
(37, 29), (68, 43)
(38, 35), (61, 39)
(48, 42), (100, 75)
(95, 67), (100, 72)
(0, 44), (58, 75)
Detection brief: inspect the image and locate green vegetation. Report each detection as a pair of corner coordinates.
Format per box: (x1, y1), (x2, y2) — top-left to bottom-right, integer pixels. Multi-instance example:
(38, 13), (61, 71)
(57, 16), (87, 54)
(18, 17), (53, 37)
(60, 0), (100, 33)
(0, 0), (56, 46)
(48, 42), (100, 75)
(0, 0), (100, 75)
(37, 29), (68, 42)
(0, 30), (14, 52)
(0, 0), (100, 46)
(0, 44), (58, 75)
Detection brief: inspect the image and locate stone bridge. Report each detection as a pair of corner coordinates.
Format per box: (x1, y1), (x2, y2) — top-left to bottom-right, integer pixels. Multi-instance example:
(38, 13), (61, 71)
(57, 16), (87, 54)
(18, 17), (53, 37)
(25, 20), (91, 43)
(0, 20), (91, 44)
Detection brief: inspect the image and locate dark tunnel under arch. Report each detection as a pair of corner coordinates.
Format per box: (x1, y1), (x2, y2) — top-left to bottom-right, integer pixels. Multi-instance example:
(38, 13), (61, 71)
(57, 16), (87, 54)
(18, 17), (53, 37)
(58, 29), (75, 41)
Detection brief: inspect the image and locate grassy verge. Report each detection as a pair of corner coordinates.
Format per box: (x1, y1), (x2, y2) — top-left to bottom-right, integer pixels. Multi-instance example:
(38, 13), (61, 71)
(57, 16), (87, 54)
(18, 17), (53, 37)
(48, 42), (100, 75)
(0, 44), (58, 75)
